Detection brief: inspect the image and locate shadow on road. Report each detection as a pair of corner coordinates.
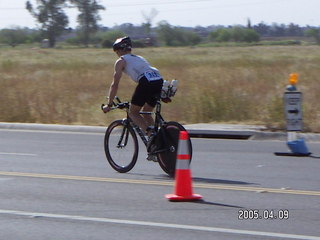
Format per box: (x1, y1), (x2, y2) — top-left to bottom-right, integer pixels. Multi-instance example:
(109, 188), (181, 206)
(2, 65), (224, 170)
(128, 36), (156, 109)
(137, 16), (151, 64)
(274, 152), (320, 159)
(128, 173), (256, 186)
(194, 200), (242, 208)
(193, 177), (254, 185)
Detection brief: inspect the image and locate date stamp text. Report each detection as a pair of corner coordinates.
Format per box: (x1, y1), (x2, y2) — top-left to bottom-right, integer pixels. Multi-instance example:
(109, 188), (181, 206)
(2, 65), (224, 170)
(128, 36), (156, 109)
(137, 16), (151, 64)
(238, 209), (289, 220)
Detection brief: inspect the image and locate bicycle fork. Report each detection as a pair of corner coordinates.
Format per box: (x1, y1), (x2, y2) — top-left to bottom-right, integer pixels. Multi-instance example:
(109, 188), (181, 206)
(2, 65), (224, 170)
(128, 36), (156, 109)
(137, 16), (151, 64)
(117, 124), (130, 148)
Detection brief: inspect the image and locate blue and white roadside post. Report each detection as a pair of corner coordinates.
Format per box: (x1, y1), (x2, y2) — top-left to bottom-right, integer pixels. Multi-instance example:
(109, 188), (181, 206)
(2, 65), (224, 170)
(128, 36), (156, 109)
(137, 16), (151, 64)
(284, 73), (311, 156)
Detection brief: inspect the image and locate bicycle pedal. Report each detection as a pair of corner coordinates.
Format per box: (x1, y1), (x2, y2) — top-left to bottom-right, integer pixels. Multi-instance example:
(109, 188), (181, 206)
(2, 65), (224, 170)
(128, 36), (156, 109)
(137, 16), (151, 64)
(147, 142), (157, 153)
(146, 154), (158, 162)
(169, 146), (176, 152)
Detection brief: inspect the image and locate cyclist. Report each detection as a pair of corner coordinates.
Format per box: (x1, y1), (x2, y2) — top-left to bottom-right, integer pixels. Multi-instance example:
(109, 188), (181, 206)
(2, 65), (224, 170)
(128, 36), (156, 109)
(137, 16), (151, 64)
(102, 36), (163, 159)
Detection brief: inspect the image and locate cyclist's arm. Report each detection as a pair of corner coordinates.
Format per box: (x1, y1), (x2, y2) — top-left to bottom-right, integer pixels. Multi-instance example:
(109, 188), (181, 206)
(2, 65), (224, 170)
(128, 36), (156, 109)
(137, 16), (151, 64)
(106, 58), (125, 107)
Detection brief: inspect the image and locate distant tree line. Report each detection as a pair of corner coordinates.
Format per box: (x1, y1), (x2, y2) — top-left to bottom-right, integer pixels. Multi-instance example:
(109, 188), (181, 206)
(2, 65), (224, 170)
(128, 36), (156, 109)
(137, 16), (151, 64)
(253, 22), (317, 37)
(1, 22), (319, 48)
(0, 0), (319, 47)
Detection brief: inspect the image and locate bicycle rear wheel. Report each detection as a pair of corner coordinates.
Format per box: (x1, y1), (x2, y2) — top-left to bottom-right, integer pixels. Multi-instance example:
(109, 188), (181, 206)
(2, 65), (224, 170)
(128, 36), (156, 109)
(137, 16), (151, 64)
(104, 120), (138, 173)
(157, 121), (192, 177)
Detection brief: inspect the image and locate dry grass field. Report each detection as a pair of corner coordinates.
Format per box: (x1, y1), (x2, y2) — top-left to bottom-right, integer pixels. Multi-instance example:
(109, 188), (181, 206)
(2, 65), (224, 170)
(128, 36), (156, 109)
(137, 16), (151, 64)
(1, 45), (320, 132)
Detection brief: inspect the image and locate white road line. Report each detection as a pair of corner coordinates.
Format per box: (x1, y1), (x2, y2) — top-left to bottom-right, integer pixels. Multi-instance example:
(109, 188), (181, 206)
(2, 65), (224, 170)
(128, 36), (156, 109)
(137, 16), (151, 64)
(0, 209), (319, 240)
(0, 152), (37, 156)
(0, 128), (103, 135)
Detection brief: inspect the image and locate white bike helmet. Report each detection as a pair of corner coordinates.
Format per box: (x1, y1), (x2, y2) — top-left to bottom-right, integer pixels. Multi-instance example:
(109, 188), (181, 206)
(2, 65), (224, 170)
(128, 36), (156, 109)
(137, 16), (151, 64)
(113, 36), (132, 51)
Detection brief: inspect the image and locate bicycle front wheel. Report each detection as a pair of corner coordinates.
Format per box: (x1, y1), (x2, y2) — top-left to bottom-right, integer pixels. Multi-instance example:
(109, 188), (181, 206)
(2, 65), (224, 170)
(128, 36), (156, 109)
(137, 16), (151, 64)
(157, 121), (192, 177)
(104, 120), (139, 173)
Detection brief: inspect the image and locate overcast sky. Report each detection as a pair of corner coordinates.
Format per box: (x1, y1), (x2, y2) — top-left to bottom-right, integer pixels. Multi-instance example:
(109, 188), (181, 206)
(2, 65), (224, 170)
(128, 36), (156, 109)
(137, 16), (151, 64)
(0, 0), (319, 29)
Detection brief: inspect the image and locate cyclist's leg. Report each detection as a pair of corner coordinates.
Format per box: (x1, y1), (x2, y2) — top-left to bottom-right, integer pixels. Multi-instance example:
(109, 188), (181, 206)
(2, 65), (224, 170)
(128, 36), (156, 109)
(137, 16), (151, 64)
(129, 103), (157, 162)
(142, 103), (155, 127)
(130, 76), (162, 134)
(130, 78), (150, 133)
(143, 79), (162, 130)
(129, 103), (148, 133)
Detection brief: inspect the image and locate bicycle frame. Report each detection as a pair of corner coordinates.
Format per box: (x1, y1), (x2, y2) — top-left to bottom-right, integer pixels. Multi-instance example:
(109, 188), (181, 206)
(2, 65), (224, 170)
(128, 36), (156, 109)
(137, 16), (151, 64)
(126, 99), (166, 147)
(102, 97), (166, 148)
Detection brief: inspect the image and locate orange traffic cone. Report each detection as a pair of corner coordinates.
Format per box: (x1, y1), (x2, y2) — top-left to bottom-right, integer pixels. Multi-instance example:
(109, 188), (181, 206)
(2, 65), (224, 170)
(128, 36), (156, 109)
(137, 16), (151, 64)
(165, 131), (203, 202)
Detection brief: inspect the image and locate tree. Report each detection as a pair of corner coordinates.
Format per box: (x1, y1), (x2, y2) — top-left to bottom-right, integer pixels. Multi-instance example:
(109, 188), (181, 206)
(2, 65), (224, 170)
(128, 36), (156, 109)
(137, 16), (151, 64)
(26, 0), (69, 48)
(142, 8), (158, 36)
(156, 21), (201, 46)
(210, 28), (231, 42)
(210, 27), (259, 43)
(253, 22), (270, 36)
(69, 0), (105, 47)
(287, 23), (303, 36)
(232, 26), (244, 42)
(247, 18), (252, 29)
(270, 23), (286, 37)
(242, 29), (260, 42)
(0, 28), (29, 47)
(305, 28), (320, 44)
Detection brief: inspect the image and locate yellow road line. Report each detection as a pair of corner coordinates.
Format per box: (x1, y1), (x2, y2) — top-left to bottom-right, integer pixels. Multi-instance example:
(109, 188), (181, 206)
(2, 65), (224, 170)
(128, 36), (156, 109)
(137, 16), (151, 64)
(0, 171), (319, 196)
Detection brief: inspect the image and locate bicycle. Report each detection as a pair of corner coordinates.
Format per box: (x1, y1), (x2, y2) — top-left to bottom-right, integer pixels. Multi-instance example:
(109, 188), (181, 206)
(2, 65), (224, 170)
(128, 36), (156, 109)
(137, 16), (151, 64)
(101, 96), (192, 177)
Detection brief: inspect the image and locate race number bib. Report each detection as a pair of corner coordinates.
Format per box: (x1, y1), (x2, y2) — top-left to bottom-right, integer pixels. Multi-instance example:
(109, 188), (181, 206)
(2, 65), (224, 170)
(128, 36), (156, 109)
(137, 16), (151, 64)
(144, 70), (161, 81)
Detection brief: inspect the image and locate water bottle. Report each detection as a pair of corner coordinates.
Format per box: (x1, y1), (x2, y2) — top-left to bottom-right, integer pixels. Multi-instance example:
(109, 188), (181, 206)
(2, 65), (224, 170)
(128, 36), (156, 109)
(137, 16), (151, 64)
(170, 79), (178, 97)
(161, 80), (170, 98)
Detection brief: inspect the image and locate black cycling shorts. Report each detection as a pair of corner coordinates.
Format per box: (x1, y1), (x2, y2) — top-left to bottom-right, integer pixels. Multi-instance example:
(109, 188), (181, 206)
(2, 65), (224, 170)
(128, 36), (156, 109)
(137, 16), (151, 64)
(131, 77), (163, 107)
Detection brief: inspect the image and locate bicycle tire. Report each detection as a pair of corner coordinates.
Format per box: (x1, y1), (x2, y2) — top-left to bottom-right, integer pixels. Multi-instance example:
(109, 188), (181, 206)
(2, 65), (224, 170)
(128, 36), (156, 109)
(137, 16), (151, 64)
(156, 121), (192, 177)
(104, 120), (139, 173)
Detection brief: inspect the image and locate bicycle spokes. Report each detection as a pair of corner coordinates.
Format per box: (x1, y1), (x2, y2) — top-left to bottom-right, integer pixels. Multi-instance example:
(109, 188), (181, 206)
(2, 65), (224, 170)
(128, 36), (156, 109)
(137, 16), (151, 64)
(104, 120), (139, 173)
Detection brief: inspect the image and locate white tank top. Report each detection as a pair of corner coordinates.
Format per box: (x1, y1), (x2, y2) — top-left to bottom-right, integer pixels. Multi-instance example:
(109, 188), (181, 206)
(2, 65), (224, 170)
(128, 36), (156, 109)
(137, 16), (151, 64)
(121, 54), (162, 83)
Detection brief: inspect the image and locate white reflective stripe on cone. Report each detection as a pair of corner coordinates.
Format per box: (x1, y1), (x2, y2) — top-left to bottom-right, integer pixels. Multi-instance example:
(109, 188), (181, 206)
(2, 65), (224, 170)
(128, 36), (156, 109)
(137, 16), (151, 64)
(176, 157), (190, 170)
(176, 131), (190, 170)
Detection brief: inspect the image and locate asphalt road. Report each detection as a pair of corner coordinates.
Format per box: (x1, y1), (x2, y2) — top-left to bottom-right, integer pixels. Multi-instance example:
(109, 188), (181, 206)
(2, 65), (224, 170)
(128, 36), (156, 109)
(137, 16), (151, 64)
(0, 129), (319, 240)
